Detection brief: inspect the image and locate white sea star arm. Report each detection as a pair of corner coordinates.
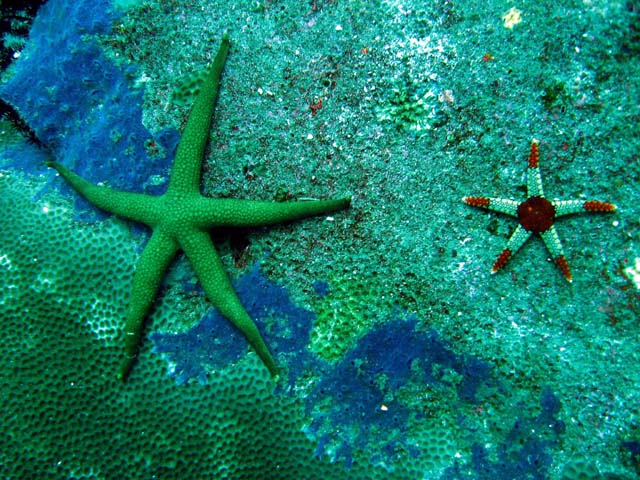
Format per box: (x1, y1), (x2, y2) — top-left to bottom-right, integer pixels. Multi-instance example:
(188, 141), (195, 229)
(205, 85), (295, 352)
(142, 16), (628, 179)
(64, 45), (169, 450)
(553, 199), (617, 218)
(484, 198), (520, 216)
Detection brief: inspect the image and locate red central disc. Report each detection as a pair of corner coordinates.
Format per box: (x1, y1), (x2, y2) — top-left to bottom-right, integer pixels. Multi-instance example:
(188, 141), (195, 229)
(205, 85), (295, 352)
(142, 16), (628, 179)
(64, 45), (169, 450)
(517, 196), (555, 232)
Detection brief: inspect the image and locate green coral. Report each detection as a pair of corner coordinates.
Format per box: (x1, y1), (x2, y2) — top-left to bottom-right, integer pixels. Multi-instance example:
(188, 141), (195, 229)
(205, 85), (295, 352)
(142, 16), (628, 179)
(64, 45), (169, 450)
(0, 118), (25, 149)
(539, 79), (569, 112)
(377, 85), (435, 132)
(406, 419), (462, 476)
(560, 459), (604, 480)
(310, 270), (396, 362)
(171, 68), (207, 107)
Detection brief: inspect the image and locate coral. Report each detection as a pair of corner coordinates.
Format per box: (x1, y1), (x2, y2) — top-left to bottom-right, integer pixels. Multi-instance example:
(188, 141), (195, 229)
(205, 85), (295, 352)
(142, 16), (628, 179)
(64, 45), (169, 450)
(378, 84), (436, 132)
(0, 0), (44, 70)
(310, 270), (396, 362)
(151, 263), (316, 385)
(0, 0), (177, 191)
(306, 316), (493, 466)
(406, 420), (461, 477)
(0, 119), (50, 172)
(444, 388), (565, 479)
(2, 1), (599, 476)
(621, 440), (640, 476)
(0, 170), (135, 344)
(1, 168), (575, 478)
(171, 68), (208, 107)
(374, 33), (456, 132)
(539, 79), (569, 113)
(150, 272), (496, 473)
(560, 459), (604, 480)
(151, 307), (246, 384)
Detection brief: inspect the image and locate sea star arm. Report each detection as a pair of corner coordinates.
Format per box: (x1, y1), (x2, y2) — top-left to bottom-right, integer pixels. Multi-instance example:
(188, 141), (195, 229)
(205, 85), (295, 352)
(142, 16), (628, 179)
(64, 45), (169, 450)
(179, 229), (278, 376)
(552, 199), (617, 218)
(526, 140), (545, 198)
(540, 226), (572, 282)
(120, 230), (179, 381)
(46, 161), (161, 225)
(491, 224), (531, 274)
(192, 196), (351, 228)
(463, 197), (520, 217)
(167, 36), (230, 196)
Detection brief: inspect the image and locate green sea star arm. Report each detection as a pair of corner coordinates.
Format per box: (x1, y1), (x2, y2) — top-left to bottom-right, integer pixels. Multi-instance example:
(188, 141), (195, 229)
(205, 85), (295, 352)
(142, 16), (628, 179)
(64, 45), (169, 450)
(168, 35), (230, 195)
(120, 230), (179, 381)
(180, 229), (279, 376)
(192, 197), (351, 227)
(45, 161), (161, 225)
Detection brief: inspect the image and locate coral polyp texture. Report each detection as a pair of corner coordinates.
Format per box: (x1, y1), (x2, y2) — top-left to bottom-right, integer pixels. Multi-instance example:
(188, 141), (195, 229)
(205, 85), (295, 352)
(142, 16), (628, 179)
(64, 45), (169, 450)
(0, 0), (177, 187)
(463, 140), (616, 282)
(309, 270), (396, 362)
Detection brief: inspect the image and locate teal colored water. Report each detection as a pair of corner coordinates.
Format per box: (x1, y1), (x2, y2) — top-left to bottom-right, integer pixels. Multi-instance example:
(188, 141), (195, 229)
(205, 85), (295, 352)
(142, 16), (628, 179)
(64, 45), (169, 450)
(0, 0), (638, 478)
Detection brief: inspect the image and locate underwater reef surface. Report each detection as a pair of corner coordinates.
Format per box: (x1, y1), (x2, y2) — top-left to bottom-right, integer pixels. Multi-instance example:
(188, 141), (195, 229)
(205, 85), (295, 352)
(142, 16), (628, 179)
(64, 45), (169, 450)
(0, 0), (178, 195)
(1, 0), (639, 478)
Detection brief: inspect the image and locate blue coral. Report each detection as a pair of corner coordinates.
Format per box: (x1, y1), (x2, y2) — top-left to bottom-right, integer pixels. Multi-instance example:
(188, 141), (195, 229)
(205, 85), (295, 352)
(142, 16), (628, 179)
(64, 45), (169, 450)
(0, 0), (177, 196)
(150, 309), (246, 384)
(151, 264), (315, 385)
(444, 388), (565, 479)
(306, 316), (494, 465)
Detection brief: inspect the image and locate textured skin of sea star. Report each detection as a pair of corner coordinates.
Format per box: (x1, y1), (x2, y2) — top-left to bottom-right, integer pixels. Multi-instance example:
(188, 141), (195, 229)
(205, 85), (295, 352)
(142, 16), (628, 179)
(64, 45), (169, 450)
(46, 36), (351, 381)
(463, 139), (616, 282)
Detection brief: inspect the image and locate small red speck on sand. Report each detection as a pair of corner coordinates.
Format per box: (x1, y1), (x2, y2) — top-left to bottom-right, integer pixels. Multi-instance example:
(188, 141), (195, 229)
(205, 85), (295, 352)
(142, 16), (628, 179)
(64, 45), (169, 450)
(310, 98), (323, 116)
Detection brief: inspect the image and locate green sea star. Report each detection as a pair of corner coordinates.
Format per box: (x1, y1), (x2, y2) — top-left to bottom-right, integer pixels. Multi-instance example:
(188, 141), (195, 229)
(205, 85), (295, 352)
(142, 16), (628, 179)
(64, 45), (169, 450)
(463, 139), (616, 282)
(46, 36), (351, 381)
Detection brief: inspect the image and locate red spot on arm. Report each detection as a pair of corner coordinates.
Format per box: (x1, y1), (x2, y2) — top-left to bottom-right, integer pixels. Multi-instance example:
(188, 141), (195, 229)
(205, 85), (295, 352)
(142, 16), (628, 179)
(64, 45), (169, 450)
(464, 197), (490, 208)
(528, 140), (539, 168)
(492, 249), (512, 273)
(584, 200), (616, 212)
(555, 255), (573, 282)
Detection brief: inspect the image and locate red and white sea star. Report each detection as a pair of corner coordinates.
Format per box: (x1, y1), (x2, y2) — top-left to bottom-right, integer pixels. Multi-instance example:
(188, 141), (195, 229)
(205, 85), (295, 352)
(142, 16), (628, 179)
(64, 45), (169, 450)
(463, 140), (616, 282)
